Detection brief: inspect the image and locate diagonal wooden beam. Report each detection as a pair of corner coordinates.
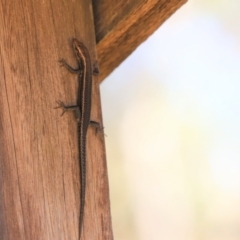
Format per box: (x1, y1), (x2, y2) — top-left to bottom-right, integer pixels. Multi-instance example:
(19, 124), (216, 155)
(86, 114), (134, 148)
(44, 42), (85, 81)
(93, 0), (187, 82)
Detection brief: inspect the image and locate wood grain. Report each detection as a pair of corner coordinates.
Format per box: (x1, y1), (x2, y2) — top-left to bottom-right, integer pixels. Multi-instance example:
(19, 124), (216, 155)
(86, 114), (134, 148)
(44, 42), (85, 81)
(93, 0), (187, 82)
(0, 0), (113, 239)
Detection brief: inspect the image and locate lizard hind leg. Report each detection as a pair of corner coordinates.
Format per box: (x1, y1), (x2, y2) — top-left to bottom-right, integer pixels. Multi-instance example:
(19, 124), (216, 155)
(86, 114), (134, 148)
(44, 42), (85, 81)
(54, 100), (81, 122)
(89, 120), (105, 136)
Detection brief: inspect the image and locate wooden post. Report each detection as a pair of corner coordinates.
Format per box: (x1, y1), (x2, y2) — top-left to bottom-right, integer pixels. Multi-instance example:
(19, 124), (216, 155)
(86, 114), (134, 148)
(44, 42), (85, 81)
(0, 0), (113, 239)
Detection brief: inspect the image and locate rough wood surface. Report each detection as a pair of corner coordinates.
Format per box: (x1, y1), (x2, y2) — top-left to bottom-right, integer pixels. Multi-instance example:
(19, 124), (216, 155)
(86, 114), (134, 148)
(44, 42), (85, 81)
(93, 0), (187, 82)
(0, 0), (113, 239)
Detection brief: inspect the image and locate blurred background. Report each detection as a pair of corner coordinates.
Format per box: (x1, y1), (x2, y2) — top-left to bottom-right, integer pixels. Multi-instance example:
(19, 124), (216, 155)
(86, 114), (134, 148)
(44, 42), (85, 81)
(100, 1), (240, 240)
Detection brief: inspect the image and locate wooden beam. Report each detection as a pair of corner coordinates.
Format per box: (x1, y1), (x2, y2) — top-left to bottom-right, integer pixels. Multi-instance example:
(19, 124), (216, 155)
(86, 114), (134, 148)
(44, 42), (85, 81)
(93, 0), (187, 82)
(0, 0), (112, 239)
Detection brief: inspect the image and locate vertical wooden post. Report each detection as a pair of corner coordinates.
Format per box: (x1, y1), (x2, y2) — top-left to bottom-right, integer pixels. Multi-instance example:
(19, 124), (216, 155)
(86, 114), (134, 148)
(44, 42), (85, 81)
(0, 0), (113, 239)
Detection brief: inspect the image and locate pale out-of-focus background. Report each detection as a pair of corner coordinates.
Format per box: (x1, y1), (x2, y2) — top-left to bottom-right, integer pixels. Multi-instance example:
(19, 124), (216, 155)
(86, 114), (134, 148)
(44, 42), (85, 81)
(100, 1), (240, 240)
